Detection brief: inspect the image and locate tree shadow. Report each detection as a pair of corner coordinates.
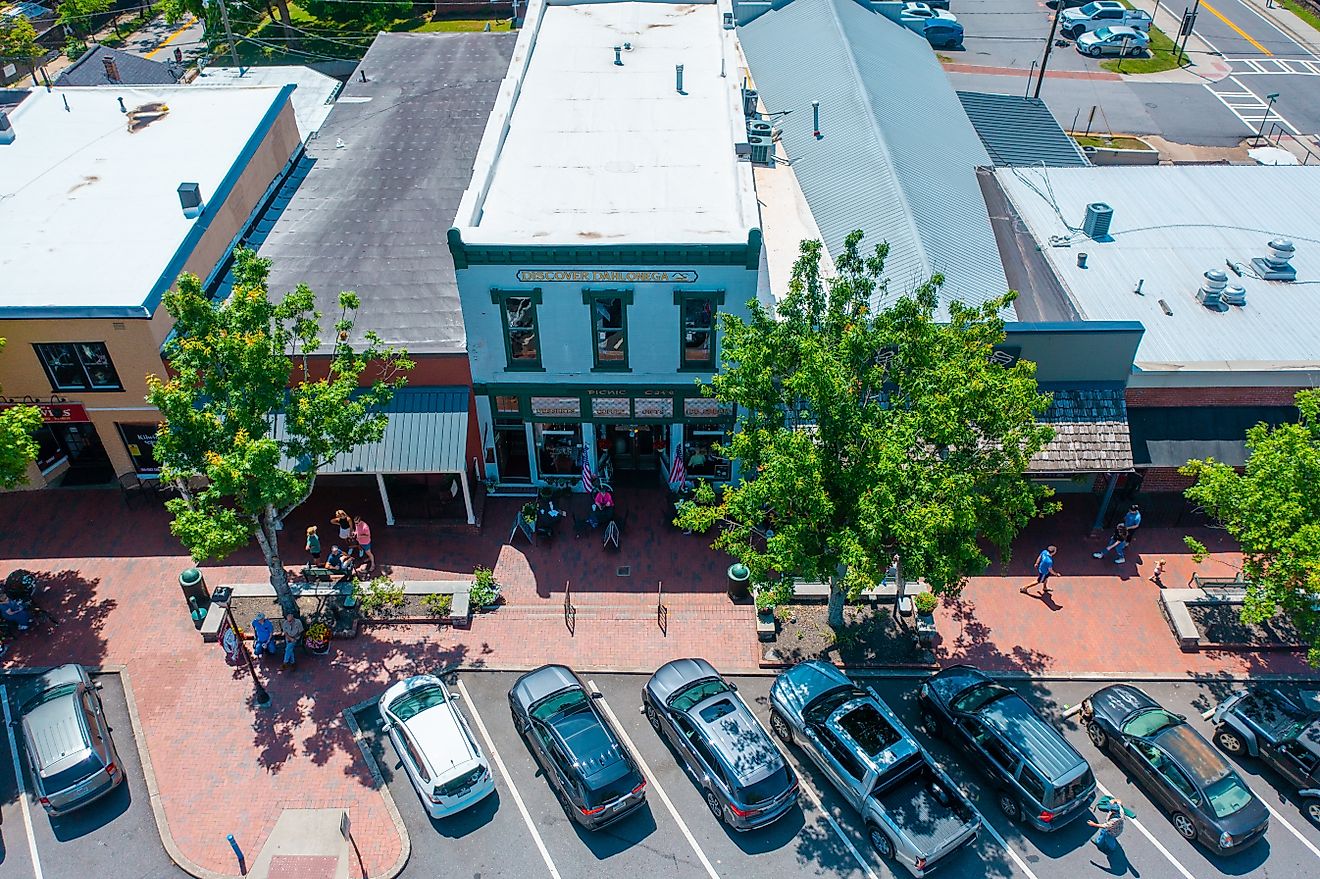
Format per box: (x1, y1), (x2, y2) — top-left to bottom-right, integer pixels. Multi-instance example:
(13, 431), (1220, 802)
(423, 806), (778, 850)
(939, 597), (1053, 676)
(1, 569), (114, 673)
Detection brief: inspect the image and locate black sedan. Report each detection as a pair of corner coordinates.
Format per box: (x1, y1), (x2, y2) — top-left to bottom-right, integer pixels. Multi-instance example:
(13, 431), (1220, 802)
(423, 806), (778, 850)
(643, 658), (799, 830)
(1082, 685), (1269, 853)
(509, 664), (647, 829)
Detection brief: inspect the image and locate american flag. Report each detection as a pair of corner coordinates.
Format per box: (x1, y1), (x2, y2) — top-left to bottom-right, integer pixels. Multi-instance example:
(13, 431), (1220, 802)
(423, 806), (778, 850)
(580, 450), (595, 493)
(667, 452), (686, 489)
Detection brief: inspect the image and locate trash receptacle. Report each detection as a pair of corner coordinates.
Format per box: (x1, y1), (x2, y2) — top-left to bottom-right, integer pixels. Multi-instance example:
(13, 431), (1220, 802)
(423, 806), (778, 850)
(180, 568), (209, 629)
(727, 563), (751, 600)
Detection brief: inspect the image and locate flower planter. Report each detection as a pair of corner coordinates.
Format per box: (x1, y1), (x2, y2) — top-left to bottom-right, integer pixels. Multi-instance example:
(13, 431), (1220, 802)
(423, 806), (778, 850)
(915, 612), (936, 648)
(756, 609), (778, 642)
(304, 637), (330, 655)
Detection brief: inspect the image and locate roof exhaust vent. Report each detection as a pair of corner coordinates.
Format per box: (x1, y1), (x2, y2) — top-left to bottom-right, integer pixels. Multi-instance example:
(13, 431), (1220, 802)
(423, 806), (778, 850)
(1251, 238), (1296, 281)
(1222, 283), (1247, 307)
(1082, 202), (1113, 240)
(177, 182), (204, 219)
(0, 110), (13, 146)
(1196, 268), (1229, 311)
(613, 45), (622, 66)
(676, 64), (684, 94)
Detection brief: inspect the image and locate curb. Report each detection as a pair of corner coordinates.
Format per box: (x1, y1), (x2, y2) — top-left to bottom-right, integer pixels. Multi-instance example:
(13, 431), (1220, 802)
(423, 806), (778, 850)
(342, 697), (411, 879)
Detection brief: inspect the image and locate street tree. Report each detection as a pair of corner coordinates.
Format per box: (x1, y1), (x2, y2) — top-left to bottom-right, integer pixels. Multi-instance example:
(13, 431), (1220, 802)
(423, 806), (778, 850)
(57, 0), (113, 38)
(0, 338), (42, 489)
(1181, 389), (1320, 665)
(147, 249), (412, 612)
(301, 0), (411, 29)
(676, 233), (1056, 629)
(0, 15), (42, 73)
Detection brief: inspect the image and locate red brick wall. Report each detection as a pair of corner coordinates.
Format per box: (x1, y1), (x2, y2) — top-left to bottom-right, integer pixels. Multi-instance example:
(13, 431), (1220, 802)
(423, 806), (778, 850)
(1138, 467), (1197, 493)
(1126, 387), (1303, 407)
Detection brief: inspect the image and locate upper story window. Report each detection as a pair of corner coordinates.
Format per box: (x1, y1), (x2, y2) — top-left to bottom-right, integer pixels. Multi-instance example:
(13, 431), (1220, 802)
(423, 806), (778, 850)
(491, 289), (543, 371)
(33, 342), (122, 391)
(583, 290), (632, 371)
(676, 290), (724, 370)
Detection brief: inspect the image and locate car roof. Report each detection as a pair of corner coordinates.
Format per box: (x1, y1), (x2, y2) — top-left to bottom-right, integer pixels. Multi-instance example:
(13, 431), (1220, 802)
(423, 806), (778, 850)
(690, 691), (783, 785)
(547, 699), (629, 784)
(1154, 724), (1232, 785)
(826, 698), (920, 771)
(981, 694), (1088, 781)
(22, 691), (91, 774)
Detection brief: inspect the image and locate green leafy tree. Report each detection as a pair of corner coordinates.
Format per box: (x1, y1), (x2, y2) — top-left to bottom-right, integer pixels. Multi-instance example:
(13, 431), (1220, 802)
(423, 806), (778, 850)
(1181, 389), (1320, 665)
(676, 233), (1056, 629)
(301, 0), (411, 28)
(57, 0), (113, 38)
(0, 16), (42, 72)
(0, 338), (42, 488)
(147, 249), (412, 612)
(163, 0), (290, 54)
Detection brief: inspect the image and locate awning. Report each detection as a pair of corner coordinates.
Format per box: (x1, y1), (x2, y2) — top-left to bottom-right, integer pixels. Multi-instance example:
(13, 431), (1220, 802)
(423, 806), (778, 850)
(1129, 405), (1298, 469)
(1030, 387), (1133, 474)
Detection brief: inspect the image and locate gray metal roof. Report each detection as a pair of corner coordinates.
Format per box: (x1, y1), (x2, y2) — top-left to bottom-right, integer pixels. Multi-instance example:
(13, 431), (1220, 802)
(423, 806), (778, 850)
(259, 32), (517, 353)
(274, 387), (470, 474)
(956, 92), (1089, 169)
(739, 0), (1010, 317)
(54, 46), (180, 87)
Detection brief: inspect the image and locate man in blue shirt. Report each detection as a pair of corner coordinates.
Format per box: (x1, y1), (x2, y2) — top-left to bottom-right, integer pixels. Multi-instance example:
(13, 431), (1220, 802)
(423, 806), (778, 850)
(1123, 505), (1141, 541)
(1022, 545), (1057, 596)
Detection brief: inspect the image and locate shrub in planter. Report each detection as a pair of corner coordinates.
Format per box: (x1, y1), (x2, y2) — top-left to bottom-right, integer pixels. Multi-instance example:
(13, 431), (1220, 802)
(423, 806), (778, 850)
(913, 591), (938, 616)
(422, 592), (454, 618)
(354, 574), (405, 619)
(471, 566), (502, 609)
(304, 621), (331, 653)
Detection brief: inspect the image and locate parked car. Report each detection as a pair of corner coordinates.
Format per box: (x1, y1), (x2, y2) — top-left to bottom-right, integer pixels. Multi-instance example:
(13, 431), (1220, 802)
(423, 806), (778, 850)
(1075, 26), (1151, 57)
(18, 664), (123, 816)
(918, 665), (1096, 830)
(509, 664), (647, 829)
(379, 674), (495, 818)
(1061, 1), (1152, 38)
(1082, 684), (1270, 852)
(643, 658), (798, 830)
(899, 3), (965, 49)
(770, 662), (979, 876)
(1212, 688), (1320, 826)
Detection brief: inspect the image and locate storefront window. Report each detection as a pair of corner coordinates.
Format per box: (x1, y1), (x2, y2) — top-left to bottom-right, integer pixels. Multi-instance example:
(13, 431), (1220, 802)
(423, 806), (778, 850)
(495, 395), (521, 414)
(117, 423), (162, 475)
(685, 429), (730, 479)
(34, 342), (122, 391)
(492, 289), (543, 370)
(585, 291), (631, 370)
(535, 423), (582, 476)
(681, 296), (716, 368)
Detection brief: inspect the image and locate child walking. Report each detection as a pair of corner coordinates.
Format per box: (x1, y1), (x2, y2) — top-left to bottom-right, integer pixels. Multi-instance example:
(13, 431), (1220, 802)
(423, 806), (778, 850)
(305, 525), (321, 565)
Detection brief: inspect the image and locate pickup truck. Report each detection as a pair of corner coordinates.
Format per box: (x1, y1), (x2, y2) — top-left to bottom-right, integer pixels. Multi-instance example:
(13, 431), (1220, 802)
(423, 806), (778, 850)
(1060, 1), (1152, 38)
(1213, 688), (1320, 826)
(770, 661), (979, 877)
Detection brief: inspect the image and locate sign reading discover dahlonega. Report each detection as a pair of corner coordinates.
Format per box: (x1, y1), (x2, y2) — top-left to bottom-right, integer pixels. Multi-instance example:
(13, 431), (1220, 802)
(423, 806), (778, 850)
(515, 269), (698, 283)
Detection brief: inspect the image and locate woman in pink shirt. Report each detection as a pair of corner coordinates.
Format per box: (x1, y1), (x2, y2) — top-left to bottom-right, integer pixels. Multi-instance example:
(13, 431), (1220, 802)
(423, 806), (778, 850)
(353, 516), (375, 572)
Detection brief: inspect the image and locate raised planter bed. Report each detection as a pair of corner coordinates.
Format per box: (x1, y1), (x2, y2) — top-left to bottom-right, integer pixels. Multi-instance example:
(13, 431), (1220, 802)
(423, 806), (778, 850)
(761, 604), (937, 669)
(1158, 584), (1304, 651)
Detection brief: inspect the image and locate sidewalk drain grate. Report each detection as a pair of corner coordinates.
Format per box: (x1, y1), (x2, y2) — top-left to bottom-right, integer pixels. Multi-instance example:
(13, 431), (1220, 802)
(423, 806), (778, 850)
(617, 566), (631, 577)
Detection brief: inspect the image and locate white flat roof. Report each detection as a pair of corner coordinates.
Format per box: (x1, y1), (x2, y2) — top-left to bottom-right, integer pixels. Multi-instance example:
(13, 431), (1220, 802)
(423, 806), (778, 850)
(193, 65), (340, 138)
(0, 85), (288, 317)
(997, 165), (1320, 372)
(457, 0), (757, 245)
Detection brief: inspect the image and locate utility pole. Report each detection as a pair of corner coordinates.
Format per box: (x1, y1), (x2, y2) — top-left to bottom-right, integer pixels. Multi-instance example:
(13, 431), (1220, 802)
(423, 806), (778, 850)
(207, 0), (243, 73)
(1033, 8), (1062, 100)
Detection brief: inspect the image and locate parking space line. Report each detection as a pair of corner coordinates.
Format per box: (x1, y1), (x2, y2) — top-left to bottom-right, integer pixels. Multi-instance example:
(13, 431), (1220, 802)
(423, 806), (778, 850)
(972, 814), (1042, 879)
(788, 771), (881, 879)
(1093, 780), (1196, 879)
(1250, 789), (1320, 860)
(1, 684), (44, 879)
(455, 679), (562, 879)
(587, 680), (721, 879)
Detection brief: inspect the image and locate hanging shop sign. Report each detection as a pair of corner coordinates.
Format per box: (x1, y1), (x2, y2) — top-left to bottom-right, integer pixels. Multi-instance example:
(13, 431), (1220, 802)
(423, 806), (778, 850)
(515, 269), (698, 284)
(0, 401), (90, 423)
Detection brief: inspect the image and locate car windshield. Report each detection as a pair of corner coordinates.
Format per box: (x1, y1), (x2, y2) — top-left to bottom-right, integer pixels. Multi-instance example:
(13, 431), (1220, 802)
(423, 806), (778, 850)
(389, 685), (447, 722)
(1122, 708), (1182, 738)
(952, 682), (1013, 714)
(669, 678), (731, 712)
(804, 687), (863, 726)
(738, 764), (792, 805)
(1205, 774), (1254, 818)
(531, 687), (590, 723)
(42, 753), (103, 793)
(1079, 2), (1101, 13)
(436, 765), (486, 798)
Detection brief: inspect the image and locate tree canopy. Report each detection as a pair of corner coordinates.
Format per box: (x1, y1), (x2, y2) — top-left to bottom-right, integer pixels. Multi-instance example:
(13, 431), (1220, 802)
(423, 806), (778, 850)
(676, 233), (1056, 628)
(1181, 389), (1320, 665)
(0, 338), (41, 489)
(0, 15), (42, 67)
(57, 0), (112, 38)
(147, 248), (412, 609)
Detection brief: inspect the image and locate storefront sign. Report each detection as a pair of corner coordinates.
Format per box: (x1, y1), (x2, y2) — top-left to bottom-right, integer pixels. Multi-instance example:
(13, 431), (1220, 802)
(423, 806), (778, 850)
(587, 388), (673, 397)
(683, 398), (726, 419)
(530, 396), (581, 418)
(591, 397), (630, 418)
(0, 401), (90, 423)
(117, 423), (162, 475)
(633, 398), (673, 419)
(515, 269), (698, 284)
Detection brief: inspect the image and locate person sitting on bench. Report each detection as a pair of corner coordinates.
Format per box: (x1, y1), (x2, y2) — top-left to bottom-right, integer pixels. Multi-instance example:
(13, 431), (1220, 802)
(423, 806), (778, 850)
(327, 545), (356, 579)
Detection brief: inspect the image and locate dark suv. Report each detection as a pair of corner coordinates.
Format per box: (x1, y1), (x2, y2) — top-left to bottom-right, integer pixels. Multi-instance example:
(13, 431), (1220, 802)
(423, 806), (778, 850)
(644, 658), (798, 830)
(918, 665), (1095, 831)
(509, 665), (647, 829)
(1213, 688), (1320, 826)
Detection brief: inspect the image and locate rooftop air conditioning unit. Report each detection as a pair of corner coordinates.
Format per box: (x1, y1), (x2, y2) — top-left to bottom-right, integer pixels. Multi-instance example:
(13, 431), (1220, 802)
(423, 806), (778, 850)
(1251, 238), (1297, 281)
(741, 88), (758, 118)
(748, 135), (772, 165)
(1082, 202), (1113, 240)
(747, 119), (772, 140)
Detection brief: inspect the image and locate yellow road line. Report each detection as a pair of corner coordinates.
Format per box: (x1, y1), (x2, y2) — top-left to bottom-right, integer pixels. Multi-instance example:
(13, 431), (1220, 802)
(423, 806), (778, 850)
(1199, 0), (1273, 56)
(144, 14), (196, 60)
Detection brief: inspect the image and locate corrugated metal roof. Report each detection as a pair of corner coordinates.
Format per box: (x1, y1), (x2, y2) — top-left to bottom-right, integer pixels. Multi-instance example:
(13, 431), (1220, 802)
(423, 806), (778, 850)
(274, 387), (469, 474)
(995, 165), (1320, 369)
(956, 92), (1089, 168)
(738, 0), (1010, 317)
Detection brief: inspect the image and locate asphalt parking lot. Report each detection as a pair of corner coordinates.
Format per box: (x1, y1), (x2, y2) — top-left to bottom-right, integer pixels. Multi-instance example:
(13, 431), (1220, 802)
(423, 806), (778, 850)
(1, 671), (180, 879)
(353, 670), (1320, 879)
(951, 0), (1111, 74)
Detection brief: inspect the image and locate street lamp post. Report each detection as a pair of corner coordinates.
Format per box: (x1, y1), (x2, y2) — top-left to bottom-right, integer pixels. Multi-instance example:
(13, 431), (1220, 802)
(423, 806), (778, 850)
(1255, 92), (1281, 145)
(225, 603), (271, 708)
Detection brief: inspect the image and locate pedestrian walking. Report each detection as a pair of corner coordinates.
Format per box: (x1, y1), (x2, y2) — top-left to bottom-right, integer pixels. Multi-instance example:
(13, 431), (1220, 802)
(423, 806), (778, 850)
(1088, 796), (1131, 854)
(1150, 558), (1167, 588)
(305, 525), (321, 564)
(331, 509), (353, 542)
(353, 515), (375, 573)
(1093, 523), (1129, 565)
(1022, 545), (1057, 595)
(1122, 504), (1142, 543)
(280, 613), (305, 667)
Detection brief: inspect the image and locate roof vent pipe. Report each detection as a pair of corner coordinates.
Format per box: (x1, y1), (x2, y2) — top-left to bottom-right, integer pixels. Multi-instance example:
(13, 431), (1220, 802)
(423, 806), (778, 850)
(1251, 238), (1297, 281)
(0, 110), (13, 145)
(813, 100), (821, 139)
(177, 182), (204, 219)
(614, 46), (622, 66)
(676, 64), (684, 94)
(1197, 268), (1228, 310)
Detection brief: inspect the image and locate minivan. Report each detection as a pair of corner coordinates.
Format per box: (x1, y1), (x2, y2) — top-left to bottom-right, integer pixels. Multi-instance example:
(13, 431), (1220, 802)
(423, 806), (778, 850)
(19, 664), (124, 816)
(918, 666), (1095, 830)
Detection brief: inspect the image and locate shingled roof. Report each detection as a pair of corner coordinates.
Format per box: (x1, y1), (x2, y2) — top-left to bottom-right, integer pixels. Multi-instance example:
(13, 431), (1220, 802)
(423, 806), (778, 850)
(1031, 387), (1132, 474)
(55, 45), (180, 87)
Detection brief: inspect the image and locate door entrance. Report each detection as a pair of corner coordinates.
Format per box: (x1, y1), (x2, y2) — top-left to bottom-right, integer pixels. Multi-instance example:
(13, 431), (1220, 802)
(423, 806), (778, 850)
(53, 423), (115, 486)
(605, 425), (658, 471)
(494, 421), (532, 483)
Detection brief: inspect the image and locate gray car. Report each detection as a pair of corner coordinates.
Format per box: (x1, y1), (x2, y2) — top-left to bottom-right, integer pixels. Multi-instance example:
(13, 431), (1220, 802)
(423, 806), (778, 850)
(19, 664), (123, 816)
(643, 658), (798, 830)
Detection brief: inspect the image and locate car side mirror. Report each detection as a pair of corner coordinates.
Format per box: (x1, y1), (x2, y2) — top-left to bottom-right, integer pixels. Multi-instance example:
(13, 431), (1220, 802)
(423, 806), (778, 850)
(591, 691), (604, 700)
(381, 722), (393, 733)
(94, 682), (104, 690)
(728, 682), (738, 692)
(1175, 713), (1187, 722)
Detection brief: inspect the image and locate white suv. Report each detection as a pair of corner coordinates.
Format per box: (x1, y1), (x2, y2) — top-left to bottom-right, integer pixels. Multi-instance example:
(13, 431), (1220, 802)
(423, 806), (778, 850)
(380, 675), (495, 818)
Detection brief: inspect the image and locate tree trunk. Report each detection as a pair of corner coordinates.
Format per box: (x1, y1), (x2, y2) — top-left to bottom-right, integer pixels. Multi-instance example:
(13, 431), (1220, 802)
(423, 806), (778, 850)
(253, 508), (296, 616)
(274, 0), (298, 49)
(827, 574), (845, 630)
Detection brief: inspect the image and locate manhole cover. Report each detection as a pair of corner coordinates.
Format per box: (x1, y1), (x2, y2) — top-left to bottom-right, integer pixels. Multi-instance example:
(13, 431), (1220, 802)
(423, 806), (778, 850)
(617, 566), (631, 577)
